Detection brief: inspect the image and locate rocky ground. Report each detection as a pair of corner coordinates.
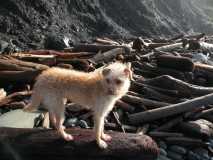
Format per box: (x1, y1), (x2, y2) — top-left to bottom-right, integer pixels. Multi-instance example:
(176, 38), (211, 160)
(0, 0), (213, 50)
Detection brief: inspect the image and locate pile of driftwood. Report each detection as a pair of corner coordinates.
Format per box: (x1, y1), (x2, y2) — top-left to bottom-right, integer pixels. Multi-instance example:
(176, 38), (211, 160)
(1, 33), (213, 160)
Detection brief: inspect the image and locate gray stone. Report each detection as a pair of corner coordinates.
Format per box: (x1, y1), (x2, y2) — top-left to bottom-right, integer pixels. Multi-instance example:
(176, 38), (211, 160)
(64, 118), (78, 127)
(0, 109), (42, 128)
(169, 145), (187, 155)
(78, 120), (89, 128)
(159, 148), (167, 156)
(193, 148), (209, 160)
(187, 151), (201, 160)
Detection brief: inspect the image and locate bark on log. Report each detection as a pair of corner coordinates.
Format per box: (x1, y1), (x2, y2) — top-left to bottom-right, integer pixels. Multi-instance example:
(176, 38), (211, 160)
(154, 116), (183, 132)
(129, 93), (213, 125)
(156, 55), (194, 72)
(0, 127), (159, 160)
(148, 131), (184, 138)
(165, 137), (207, 147)
(122, 94), (170, 109)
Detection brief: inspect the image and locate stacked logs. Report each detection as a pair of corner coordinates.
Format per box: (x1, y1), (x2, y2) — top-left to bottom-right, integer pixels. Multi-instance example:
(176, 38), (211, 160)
(1, 34), (213, 160)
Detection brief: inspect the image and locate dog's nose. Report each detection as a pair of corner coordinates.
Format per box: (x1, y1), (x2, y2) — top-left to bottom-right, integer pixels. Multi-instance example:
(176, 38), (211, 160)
(108, 89), (115, 95)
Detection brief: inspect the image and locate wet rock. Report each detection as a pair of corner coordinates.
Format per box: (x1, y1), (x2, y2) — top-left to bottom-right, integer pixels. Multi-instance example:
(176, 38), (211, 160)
(187, 151), (202, 160)
(44, 34), (67, 50)
(169, 145), (187, 155)
(159, 148), (167, 156)
(64, 117), (78, 127)
(77, 120), (89, 129)
(167, 151), (183, 160)
(0, 109), (42, 128)
(193, 148), (209, 160)
(192, 53), (209, 63)
(158, 141), (167, 150)
(0, 40), (9, 53)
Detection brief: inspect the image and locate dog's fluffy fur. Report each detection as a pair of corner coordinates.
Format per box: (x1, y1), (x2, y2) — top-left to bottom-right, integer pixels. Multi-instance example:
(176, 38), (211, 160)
(24, 62), (131, 148)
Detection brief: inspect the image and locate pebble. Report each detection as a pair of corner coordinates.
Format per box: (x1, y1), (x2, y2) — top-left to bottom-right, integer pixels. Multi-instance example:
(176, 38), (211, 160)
(169, 145), (187, 155)
(167, 151), (183, 160)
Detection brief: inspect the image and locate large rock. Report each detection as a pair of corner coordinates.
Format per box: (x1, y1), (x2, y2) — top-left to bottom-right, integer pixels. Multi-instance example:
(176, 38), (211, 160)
(0, 109), (42, 128)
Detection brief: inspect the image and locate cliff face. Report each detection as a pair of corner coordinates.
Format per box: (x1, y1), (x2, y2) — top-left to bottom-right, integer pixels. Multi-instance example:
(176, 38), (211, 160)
(0, 0), (212, 49)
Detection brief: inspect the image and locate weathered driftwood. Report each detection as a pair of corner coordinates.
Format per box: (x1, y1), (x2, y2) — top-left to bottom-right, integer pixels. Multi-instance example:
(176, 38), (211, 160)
(194, 107), (213, 119)
(133, 81), (179, 96)
(179, 119), (213, 139)
(4, 101), (26, 109)
(73, 44), (131, 54)
(148, 131), (184, 138)
(194, 63), (213, 85)
(129, 93), (213, 125)
(0, 127), (159, 160)
(115, 100), (135, 113)
(122, 94), (170, 109)
(95, 38), (119, 45)
(155, 43), (183, 52)
(57, 59), (93, 72)
(19, 50), (96, 59)
(0, 91), (31, 107)
(0, 55), (49, 71)
(89, 48), (125, 63)
(156, 55), (194, 72)
(104, 122), (137, 133)
(165, 137), (207, 147)
(12, 53), (56, 66)
(133, 62), (185, 80)
(131, 81), (178, 103)
(141, 75), (213, 97)
(154, 116), (183, 132)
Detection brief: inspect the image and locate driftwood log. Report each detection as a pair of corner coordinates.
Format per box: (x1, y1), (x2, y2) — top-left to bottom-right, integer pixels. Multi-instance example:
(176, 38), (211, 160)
(141, 75), (213, 97)
(73, 44), (131, 54)
(0, 127), (159, 160)
(129, 93), (213, 125)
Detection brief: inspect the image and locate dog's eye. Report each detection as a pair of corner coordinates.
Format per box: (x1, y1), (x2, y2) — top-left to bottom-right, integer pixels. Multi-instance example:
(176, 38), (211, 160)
(106, 78), (110, 84)
(115, 79), (122, 85)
